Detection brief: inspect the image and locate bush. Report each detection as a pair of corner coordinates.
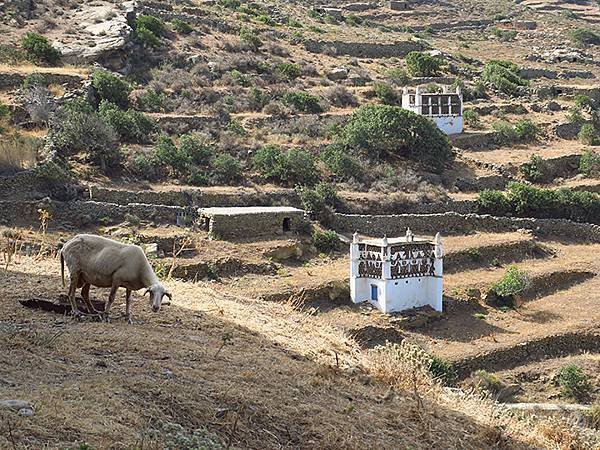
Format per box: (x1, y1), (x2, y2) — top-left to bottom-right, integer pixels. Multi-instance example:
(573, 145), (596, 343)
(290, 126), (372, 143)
(239, 27), (262, 50)
(136, 89), (165, 112)
(282, 91), (323, 113)
(490, 265), (530, 298)
(47, 99), (121, 172)
(405, 51), (442, 77)
(482, 60), (527, 96)
(478, 182), (600, 223)
(130, 153), (160, 180)
(172, 19), (194, 34)
(275, 63), (302, 80)
(554, 365), (592, 401)
(343, 105), (452, 173)
(473, 370), (504, 395)
(477, 189), (511, 215)
(428, 356), (456, 386)
(373, 82), (399, 105)
(92, 71), (131, 109)
(520, 154), (548, 183)
(463, 110), (481, 129)
(137, 27), (162, 48)
(515, 119), (539, 142)
(219, 0), (240, 8)
(211, 154), (242, 184)
(22, 73), (46, 90)
(34, 159), (73, 187)
(384, 67), (411, 85)
(179, 133), (212, 165)
(578, 123), (599, 145)
(136, 15), (166, 37)
(98, 101), (155, 143)
(323, 86), (358, 107)
(579, 149), (600, 177)
(312, 229), (340, 253)
(571, 28), (600, 46)
(492, 120), (519, 144)
(253, 145), (319, 186)
(21, 32), (60, 65)
(320, 143), (363, 181)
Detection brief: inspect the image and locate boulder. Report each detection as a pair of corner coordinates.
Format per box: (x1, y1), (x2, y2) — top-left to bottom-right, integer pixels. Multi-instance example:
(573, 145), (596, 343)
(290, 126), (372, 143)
(0, 399), (34, 416)
(327, 67), (349, 80)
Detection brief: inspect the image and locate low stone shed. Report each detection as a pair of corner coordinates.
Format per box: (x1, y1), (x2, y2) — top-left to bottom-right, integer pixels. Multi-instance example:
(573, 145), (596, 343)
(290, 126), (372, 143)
(197, 206), (308, 240)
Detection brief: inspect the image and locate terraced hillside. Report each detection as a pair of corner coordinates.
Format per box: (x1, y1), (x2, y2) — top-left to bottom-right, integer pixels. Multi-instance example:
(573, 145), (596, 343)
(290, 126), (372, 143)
(1, 0), (600, 447)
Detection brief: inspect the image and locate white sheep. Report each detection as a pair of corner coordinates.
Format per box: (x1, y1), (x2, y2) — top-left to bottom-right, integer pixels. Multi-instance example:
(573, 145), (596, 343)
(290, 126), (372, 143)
(60, 234), (171, 323)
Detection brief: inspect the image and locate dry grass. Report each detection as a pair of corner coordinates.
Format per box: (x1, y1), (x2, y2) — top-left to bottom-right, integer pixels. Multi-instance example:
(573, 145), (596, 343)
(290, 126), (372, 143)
(0, 133), (41, 172)
(0, 253), (594, 449)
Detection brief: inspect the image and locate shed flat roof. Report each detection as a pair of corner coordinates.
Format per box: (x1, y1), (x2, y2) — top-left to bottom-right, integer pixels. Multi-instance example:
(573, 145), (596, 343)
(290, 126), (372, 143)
(361, 237), (432, 246)
(199, 206), (304, 216)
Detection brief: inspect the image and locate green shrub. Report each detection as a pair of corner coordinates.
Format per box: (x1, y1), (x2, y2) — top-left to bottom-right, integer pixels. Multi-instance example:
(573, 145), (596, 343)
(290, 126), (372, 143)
(574, 94), (598, 112)
(239, 27), (262, 50)
(0, 101), (10, 121)
(490, 265), (529, 298)
(579, 149), (600, 177)
(229, 69), (251, 86)
(282, 91), (323, 113)
(384, 67), (411, 85)
(47, 98), (121, 172)
(136, 89), (166, 112)
(0, 44), (27, 65)
(554, 365), (592, 401)
(345, 14), (363, 26)
(250, 145), (317, 186)
(342, 105), (452, 173)
(154, 135), (189, 174)
(477, 189), (511, 215)
(312, 229), (340, 253)
(92, 70), (131, 109)
(520, 154), (547, 183)
(275, 62), (301, 80)
(482, 60), (527, 96)
(98, 101), (155, 143)
(428, 356), (456, 386)
(211, 154), (242, 184)
(515, 119), (539, 142)
(571, 28), (600, 46)
(137, 27), (162, 48)
(314, 181), (339, 206)
(172, 19), (194, 34)
(405, 51), (442, 77)
(320, 143), (363, 181)
(473, 370), (504, 395)
(130, 154), (160, 180)
(179, 133), (212, 165)
(34, 159), (73, 186)
(463, 110), (481, 129)
(22, 73), (46, 90)
(21, 32), (60, 65)
(373, 82), (399, 105)
(219, 0), (240, 8)
(478, 182), (600, 223)
(491, 27), (517, 41)
(578, 123), (599, 145)
(492, 120), (519, 144)
(136, 15), (166, 37)
(566, 107), (585, 124)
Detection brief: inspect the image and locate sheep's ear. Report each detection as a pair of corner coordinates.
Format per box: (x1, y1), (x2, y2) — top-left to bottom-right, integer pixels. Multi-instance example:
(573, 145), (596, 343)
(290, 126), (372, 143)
(143, 288), (151, 297)
(165, 292), (172, 300)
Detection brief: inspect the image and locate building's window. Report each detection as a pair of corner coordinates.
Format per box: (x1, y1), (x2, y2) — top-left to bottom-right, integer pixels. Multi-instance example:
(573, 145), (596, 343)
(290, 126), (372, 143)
(370, 285), (378, 301)
(409, 95), (415, 105)
(202, 217), (211, 231)
(282, 217), (291, 232)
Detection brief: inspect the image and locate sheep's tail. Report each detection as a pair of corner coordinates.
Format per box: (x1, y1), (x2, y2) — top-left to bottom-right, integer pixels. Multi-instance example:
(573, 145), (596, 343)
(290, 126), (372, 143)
(60, 251), (65, 287)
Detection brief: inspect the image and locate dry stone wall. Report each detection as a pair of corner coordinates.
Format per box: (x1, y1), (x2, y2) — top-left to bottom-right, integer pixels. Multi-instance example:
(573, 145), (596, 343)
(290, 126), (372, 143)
(304, 39), (424, 58)
(333, 212), (600, 243)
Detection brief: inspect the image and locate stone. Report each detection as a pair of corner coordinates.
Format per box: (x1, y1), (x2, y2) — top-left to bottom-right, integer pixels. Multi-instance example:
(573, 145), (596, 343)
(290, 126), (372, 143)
(546, 101), (561, 112)
(1, 399), (34, 416)
(327, 67), (349, 80)
(388, 0), (408, 10)
(142, 243), (159, 258)
(343, 3), (376, 12)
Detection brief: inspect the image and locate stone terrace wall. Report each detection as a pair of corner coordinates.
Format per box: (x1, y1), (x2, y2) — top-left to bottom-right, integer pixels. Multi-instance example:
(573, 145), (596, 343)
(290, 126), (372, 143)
(0, 72), (84, 90)
(200, 209), (308, 239)
(87, 186), (298, 208)
(453, 331), (600, 379)
(304, 39), (423, 58)
(332, 212), (600, 243)
(0, 200), (193, 228)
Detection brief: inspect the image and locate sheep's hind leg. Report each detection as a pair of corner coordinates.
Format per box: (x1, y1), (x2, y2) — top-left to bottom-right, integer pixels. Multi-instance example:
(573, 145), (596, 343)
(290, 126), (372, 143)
(103, 284), (119, 323)
(81, 283), (102, 320)
(125, 289), (133, 325)
(68, 275), (82, 319)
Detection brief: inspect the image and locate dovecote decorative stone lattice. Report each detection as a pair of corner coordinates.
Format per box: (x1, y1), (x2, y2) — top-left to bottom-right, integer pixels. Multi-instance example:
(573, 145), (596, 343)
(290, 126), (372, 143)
(401, 85), (463, 135)
(350, 229), (443, 313)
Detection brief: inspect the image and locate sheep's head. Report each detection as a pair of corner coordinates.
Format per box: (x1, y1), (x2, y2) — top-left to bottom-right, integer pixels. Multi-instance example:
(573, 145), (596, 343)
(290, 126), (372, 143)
(144, 284), (172, 312)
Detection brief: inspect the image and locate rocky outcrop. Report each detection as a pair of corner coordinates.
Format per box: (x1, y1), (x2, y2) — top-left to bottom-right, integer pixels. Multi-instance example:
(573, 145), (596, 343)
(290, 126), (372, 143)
(53, 1), (136, 67)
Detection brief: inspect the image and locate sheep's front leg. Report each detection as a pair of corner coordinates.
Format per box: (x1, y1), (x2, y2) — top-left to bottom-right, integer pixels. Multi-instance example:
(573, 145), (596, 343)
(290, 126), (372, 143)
(125, 289), (133, 325)
(68, 274), (81, 318)
(104, 284), (119, 323)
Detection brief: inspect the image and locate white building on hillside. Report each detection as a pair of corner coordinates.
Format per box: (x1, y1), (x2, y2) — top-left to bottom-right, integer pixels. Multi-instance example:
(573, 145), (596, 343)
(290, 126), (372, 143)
(350, 229), (443, 314)
(401, 85), (463, 135)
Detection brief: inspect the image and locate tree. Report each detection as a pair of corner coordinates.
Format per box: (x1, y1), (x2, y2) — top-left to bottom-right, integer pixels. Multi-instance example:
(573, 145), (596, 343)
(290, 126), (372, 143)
(405, 51), (442, 77)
